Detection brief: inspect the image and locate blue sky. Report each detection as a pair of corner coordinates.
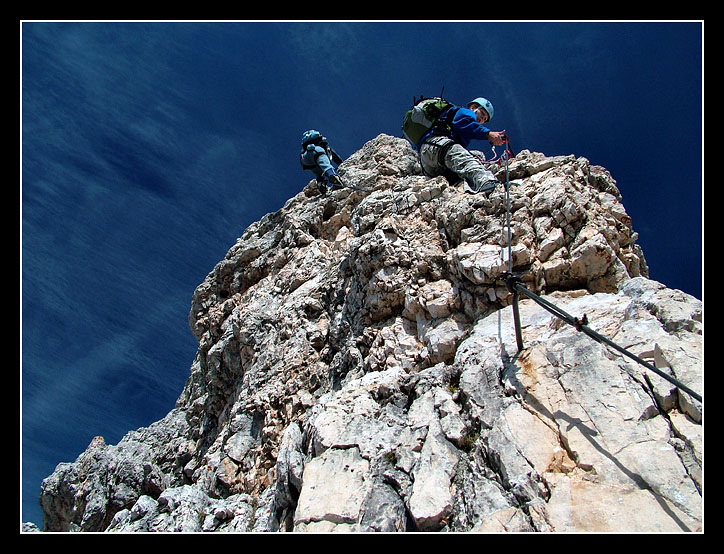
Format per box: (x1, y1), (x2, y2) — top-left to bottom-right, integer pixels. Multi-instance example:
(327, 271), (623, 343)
(20, 21), (703, 527)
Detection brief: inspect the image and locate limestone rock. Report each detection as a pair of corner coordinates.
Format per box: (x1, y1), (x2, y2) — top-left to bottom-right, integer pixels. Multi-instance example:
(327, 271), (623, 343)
(38, 134), (701, 533)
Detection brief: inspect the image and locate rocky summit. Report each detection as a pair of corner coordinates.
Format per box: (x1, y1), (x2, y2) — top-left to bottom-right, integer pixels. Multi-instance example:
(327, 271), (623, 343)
(36, 134), (702, 533)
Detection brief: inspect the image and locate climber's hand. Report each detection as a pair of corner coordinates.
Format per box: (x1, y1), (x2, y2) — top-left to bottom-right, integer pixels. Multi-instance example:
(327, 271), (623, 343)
(488, 131), (507, 146)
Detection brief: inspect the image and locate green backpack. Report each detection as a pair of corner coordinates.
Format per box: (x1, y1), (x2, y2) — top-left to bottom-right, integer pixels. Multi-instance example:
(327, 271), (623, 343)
(401, 97), (457, 147)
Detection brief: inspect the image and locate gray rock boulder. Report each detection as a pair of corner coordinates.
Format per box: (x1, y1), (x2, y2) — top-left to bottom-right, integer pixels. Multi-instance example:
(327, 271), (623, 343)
(38, 134), (701, 533)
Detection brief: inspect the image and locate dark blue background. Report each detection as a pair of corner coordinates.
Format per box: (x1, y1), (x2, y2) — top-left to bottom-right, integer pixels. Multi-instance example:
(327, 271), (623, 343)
(21, 21), (702, 528)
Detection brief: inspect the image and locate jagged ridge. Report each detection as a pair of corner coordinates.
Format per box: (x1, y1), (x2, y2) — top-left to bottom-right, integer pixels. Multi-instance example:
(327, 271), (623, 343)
(37, 134), (701, 532)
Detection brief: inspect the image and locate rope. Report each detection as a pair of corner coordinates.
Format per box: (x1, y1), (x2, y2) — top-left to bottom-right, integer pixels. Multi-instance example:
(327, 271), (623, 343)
(500, 145), (526, 354)
(473, 134), (515, 167)
(496, 137), (701, 404)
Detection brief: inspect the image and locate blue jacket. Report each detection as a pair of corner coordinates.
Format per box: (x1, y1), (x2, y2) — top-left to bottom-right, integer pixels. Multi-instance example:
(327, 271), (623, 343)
(419, 106), (492, 149)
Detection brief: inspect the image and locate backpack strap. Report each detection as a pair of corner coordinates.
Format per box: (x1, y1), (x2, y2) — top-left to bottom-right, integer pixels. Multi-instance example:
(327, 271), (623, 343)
(431, 105), (459, 136)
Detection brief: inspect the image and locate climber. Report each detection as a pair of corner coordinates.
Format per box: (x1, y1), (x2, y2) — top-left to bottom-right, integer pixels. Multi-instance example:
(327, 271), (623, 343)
(418, 97), (508, 194)
(300, 130), (344, 195)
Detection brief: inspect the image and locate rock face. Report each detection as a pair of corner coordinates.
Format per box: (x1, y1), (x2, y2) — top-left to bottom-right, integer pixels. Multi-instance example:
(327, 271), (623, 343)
(38, 134), (702, 532)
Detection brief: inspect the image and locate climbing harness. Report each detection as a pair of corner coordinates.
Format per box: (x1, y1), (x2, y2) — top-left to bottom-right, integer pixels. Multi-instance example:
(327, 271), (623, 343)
(495, 138), (702, 404)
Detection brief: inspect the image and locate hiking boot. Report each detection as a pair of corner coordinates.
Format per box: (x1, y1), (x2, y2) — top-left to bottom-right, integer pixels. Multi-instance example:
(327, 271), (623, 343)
(328, 175), (344, 191)
(464, 180), (499, 194)
(478, 180), (499, 194)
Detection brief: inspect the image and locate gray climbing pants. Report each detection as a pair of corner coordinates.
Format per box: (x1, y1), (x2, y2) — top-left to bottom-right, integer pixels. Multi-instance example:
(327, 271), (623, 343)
(420, 136), (499, 192)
